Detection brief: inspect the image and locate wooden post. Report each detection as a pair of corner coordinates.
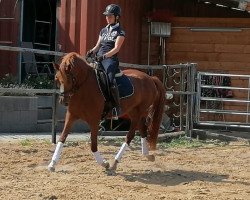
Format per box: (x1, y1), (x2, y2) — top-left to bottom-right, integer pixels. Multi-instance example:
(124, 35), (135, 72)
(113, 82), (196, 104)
(52, 92), (58, 144)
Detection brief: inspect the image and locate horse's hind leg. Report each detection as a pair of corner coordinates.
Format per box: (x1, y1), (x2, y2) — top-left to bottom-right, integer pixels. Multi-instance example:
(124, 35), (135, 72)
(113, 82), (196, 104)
(110, 115), (139, 171)
(139, 117), (155, 162)
(48, 112), (76, 172)
(90, 124), (110, 169)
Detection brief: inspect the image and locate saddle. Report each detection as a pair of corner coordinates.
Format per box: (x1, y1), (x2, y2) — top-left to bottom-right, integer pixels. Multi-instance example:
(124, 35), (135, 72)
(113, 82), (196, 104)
(87, 56), (134, 119)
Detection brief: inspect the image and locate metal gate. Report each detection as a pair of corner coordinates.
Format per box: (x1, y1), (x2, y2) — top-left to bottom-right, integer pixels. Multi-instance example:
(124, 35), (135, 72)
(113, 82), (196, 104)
(196, 72), (250, 129)
(163, 63), (197, 136)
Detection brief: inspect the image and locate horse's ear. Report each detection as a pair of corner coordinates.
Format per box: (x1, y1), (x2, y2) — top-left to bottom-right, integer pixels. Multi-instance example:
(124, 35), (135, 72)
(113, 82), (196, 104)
(53, 62), (60, 71)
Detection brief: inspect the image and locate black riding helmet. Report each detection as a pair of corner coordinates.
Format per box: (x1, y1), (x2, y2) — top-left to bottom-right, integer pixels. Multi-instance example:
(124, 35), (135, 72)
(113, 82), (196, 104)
(103, 4), (121, 17)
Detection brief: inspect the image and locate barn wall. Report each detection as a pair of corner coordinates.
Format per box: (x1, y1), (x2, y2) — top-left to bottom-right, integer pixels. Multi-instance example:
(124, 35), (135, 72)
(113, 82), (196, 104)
(141, 17), (250, 123)
(0, 0), (20, 77)
(141, 0), (250, 67)
(56, 0), (86, 54)
(87, 0), (145, 64)
(57, 0), (145, 64)
(152, 0), (250, 18)
(167, 17), (250, 74)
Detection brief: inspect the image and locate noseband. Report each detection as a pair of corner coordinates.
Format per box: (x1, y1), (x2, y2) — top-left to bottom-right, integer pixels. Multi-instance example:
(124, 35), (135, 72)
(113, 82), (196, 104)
(58, 59), (91, 104)
(59, 71), (79, 99)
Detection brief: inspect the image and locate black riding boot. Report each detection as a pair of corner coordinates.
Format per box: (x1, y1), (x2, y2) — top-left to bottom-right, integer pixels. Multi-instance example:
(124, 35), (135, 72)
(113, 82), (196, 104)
(110, 83), (121, 120)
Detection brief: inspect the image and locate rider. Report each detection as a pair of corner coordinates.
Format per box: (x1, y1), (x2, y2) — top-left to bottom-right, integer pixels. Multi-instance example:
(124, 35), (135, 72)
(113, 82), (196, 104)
(86, 4), (125, 119)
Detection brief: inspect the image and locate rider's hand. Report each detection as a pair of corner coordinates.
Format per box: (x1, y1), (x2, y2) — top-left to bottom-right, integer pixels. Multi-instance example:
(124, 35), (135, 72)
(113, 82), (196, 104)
(97, 55), (106, 62)
(86, 50), (93, 58)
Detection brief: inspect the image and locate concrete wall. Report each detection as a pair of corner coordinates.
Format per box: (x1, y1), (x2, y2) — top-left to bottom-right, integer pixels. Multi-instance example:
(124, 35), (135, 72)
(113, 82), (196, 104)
(0, 96), (90, 133)
(37, 96), (89, 133)
(0, 96), (37, 132)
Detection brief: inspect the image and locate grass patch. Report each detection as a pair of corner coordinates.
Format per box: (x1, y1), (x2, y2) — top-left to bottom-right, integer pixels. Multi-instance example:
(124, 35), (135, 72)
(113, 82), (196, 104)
(203, 139), (229, 147)
(20, 139), (33, 147)
(99, 137), (125, 146)
(64, 141), (80, 147)
(97, 135), (230, 149)
(158, 136), (230, 149)
(158, 136), (204, 149)
(42, 139), (51, 145)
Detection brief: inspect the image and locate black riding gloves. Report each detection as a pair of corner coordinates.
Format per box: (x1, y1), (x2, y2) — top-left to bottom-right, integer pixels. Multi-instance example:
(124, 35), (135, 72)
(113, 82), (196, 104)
(86, 50), (107, 62)
(86, 50), (93, 58)
(97, 54), (106, 62)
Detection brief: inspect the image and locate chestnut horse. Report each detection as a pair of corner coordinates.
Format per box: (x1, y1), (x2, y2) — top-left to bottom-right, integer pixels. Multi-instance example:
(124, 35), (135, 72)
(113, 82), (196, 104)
(48, 52), (165, 171)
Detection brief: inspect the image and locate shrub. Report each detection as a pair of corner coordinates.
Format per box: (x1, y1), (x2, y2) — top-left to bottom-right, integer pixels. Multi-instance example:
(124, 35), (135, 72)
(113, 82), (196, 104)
(0, 73), (54, 96)
(23, 74), (54, 89)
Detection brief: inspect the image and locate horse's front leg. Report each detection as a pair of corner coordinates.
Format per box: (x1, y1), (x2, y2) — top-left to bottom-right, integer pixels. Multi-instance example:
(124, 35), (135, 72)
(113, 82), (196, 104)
(90, 126), (110, 169)
(48, 112), (76, 172)
(110, 118), (138, 171)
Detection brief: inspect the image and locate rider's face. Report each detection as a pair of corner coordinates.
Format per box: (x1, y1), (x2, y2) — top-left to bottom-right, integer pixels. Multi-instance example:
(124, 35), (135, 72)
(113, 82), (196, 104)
(105, 15), (116, 24)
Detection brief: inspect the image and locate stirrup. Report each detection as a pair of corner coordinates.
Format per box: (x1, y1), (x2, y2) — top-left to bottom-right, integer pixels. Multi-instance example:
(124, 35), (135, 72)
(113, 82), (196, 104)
(112, 107), (120, 120)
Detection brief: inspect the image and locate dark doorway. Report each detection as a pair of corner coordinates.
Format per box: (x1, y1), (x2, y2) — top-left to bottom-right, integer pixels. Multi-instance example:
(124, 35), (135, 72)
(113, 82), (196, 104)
(21, 0), (57, 78)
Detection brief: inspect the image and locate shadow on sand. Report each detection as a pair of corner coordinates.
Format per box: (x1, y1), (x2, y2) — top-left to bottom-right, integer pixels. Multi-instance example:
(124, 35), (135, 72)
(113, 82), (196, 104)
(116, 169), (249, 187)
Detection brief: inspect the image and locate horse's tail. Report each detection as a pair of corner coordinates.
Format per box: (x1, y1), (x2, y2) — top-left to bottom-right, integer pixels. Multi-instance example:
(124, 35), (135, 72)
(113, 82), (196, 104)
(147, 76), (165, 150)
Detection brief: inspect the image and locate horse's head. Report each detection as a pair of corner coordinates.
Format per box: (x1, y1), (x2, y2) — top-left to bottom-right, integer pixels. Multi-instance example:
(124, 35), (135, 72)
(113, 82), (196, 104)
(54, 52), (87, 106)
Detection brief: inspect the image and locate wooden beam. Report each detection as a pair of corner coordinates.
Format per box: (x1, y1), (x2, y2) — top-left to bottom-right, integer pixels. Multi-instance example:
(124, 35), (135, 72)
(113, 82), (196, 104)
(199, 0), (239, 8)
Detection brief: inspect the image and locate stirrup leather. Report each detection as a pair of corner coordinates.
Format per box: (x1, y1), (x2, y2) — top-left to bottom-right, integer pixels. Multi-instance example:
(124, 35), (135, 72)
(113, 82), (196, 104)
(112, 107), (120, 120)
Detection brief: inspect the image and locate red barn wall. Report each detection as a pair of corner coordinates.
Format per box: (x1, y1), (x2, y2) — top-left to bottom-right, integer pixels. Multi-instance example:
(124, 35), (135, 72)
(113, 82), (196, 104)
(0, 0), (19, 77)
(57, 0), (145, 64)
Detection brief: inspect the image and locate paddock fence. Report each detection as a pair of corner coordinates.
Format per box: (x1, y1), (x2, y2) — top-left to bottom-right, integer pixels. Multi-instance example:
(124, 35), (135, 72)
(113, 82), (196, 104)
(0, 45), (196, 143)
(196, 72), (250, 130)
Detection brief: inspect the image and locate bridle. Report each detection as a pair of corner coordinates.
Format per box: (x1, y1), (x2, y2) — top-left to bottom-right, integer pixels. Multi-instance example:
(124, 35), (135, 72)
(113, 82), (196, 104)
(58, 63), (91, 104)
(59, 71), (79, 100)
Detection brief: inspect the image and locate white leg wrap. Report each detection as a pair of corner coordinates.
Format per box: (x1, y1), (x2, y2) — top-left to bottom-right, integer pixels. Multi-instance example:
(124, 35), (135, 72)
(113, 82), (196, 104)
(48, 142), (64, 169)
(52, 142), (64, 163)
(93, 151), (104, 165)
(115, 143), (128, 162)
(141, 137), (149, 156)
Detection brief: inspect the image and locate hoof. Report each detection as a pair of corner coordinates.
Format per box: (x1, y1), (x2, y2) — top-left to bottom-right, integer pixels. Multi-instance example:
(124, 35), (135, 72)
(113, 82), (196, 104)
(146, 154), (155, 162)
(110, 160), (118, 171)
(48, 161), (56, 172)
(48, 165), (55, 172)
(101, 160), (110, 169)
(106, 169), (116, 176)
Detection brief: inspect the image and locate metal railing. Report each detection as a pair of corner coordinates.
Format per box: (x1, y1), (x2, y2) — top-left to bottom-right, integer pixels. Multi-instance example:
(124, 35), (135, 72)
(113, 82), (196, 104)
(196, 72), (250, 129)
(163, 63), (197, 136)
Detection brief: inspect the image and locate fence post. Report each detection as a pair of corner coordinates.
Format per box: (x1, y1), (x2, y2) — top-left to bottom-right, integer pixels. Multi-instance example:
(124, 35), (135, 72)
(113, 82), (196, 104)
(51, 92), (58, 144)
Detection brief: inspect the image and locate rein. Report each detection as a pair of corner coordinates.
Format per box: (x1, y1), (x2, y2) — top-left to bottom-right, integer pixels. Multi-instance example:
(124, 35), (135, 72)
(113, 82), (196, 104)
(59, 64), (91, 98)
